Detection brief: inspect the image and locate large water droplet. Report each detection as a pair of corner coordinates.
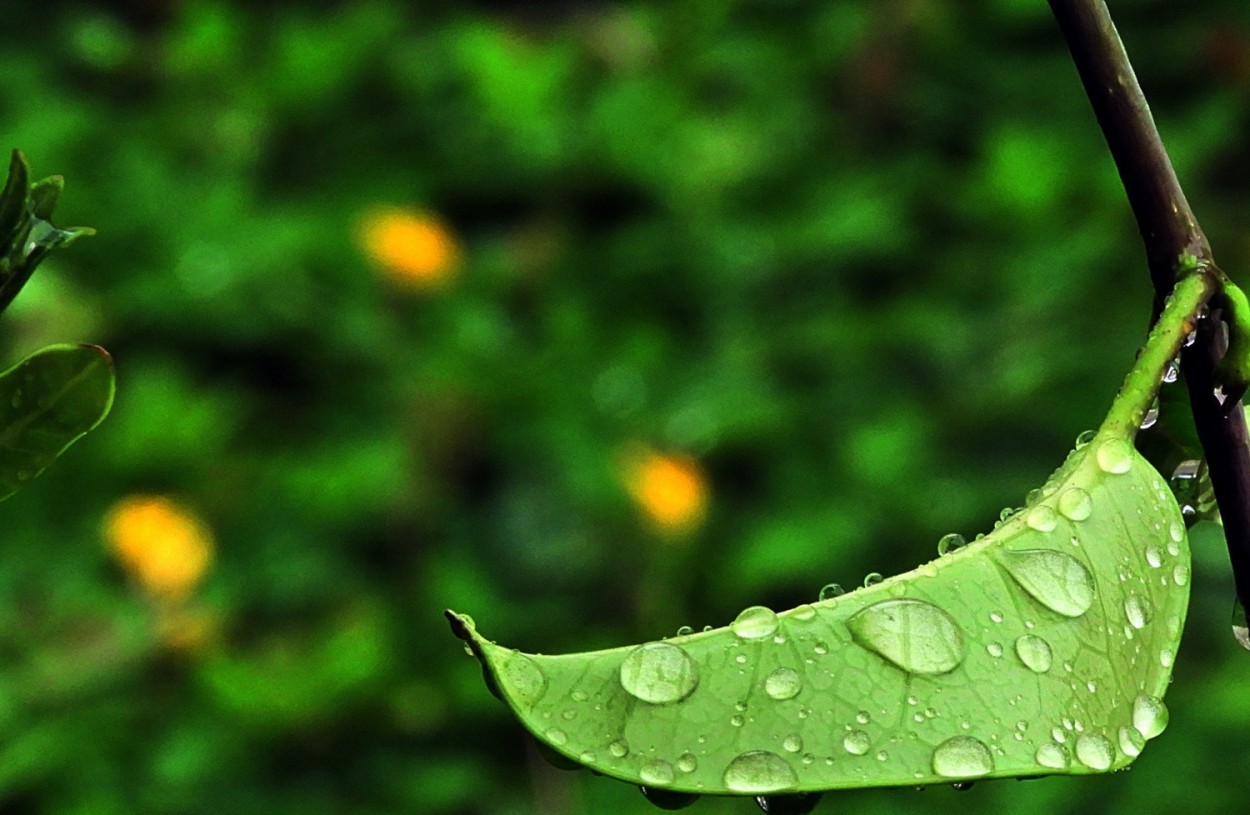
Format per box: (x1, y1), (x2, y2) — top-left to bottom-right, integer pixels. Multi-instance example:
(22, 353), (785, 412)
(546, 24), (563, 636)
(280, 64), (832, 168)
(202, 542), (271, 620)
(1001, 549), (1095, 617)
(732, 606), (780, 640)
(1074, 734), (1114, 770)
(1095, 438), (1133, 475)
(1014, 634), (1053, 673)
(818, 583), (845, 601)
(641, 759), (676, 786)
(1035, 742), (1069, 769)
(847, 598), (965, 675)
(931, 736), (994, 779)
(843, 730), (871, 756)
(764, 668), (803, 701)
(722, 751), (798, 794)
(937, 533), (966, 556)
(1057, 487), (1093, 521)
(1132, 695), (1169, 739)
(499, 651), (548, 709)
(1026, 505), (1058, 533)
(1118, 726), (1145, 758)
(620, 642), (699, 704)
(1124, 594), (1153, 630)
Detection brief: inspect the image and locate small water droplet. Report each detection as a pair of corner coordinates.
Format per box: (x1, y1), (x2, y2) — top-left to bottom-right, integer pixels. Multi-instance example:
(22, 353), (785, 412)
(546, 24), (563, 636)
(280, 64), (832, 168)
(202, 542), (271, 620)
(782, 734), (803, 753)
(546, 728), (568, 746)
(1074, 734), (1114, 770)
(1145, 544), (1163, 568)
(862, 572), (883, 588)
(938, 533), (966, 556)
(580, 750), (597, 762)
(931, 736), (994, 779)
(1035, 742), (1069, 769)
(1160, 646), (1176, 668)
(847, 598), (965, 675)
(986, 642), (1003, 658)
(1163, 358), (1181, 383)
(1172, 563), (1190, 586)
(609, 739), (629, 758)
(1132, 695), (1169, 739)
(764, 668), (803, 701)
(813, 641), (828, 655)
(677, 753), (698, 773)
(1014, 634), (1053, 673)
(1124, 594), (1153, 630)
(1026, 505), (1058, 533)
(1139, 400), (1160, 430)
(731, 715), (745, 727)
(732, 606), (780, 640)
(722, 751), (798, 794)
(676, 625), (694, 636)
(571, 689), (589, 702)
(818, 583), (845, 601)
(1001, 549), (1096, 617)
(856, 710), (871, 725)
(619, 642), (699, 704)
(791, 604), (816, 621)
(843, 730), (871, 755)
(1169, 520), (1185, 544)
(1075, 429), (1097, 448)
(641, 759), (676, 786)
(1118, 726), (1145, 758)
(989, 611), (1004, 623)
(1057, 487), (1093, 521)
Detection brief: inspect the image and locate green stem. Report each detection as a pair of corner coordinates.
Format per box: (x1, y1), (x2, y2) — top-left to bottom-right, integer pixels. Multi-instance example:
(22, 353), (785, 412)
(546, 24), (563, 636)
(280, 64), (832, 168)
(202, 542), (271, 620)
(1100, 270), (1218, 440)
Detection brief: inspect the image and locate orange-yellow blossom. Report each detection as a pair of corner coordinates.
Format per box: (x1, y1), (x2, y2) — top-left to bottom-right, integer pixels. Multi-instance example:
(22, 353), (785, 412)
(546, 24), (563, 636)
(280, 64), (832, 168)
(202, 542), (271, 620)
(358, 207), (460, 286)
(624, 448), (709, 531)
(104, 495), (213, 599)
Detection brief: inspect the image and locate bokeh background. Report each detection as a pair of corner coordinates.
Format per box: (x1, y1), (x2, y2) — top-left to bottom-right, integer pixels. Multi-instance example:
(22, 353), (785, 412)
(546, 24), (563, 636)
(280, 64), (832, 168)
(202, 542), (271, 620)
(2, 0), (1250, 813)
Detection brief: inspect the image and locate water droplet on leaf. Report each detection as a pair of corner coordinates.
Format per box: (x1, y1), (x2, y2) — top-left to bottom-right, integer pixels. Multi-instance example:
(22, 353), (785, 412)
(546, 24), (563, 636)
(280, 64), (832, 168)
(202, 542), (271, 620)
(931, 736), (994, 779)
(862, 572), (883, 588)
(1001, 549), (1095, 617)
(937, 533), (966, 556)
(1132, 695), (1169, 739)
(1057, 487), (1093, 521)
(722, 751), (798, 794)
(1035, 742), (1069, 769)
(1074, 734), (1114, 770)
(640, 759), (676, 786)
(609, 739), (629, 758)
(843, 730), (871, 756)
(732, 606), (780, 640)
(847, 598), (965, 675)
(1014, 634), (1052, 673)
(1124, 594), (1153, 630)
(818, 583), (845, 601)
(764, 668), (802, 701)
(619, 642), (699, 704)
(1026, 506), (1058, 532)
(1095, 438), (1133, 474)
(1118, 726), (1145, 758)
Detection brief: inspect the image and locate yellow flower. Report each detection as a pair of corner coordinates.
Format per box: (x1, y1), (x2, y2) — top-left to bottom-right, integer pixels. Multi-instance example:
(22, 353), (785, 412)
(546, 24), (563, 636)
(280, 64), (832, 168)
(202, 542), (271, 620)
(624, 448), (709, 531)
(104, 496), (213, 600)
(358, 207), (460, 287)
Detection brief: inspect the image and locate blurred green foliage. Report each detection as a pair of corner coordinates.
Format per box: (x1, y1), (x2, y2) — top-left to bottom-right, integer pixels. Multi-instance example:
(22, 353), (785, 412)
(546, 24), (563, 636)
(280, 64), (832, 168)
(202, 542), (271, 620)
(3, 0), (1250, 813)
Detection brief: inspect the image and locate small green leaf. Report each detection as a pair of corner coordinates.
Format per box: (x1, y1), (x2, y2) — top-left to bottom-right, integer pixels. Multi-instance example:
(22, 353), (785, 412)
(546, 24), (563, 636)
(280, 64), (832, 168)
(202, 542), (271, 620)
(450, 272), (1214, 797)
(0, 344), (115, 501)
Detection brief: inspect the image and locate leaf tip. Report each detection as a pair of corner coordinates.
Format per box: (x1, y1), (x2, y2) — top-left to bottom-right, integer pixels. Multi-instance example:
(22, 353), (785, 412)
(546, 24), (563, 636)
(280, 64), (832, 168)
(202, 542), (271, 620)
(445, 609), (475, 641)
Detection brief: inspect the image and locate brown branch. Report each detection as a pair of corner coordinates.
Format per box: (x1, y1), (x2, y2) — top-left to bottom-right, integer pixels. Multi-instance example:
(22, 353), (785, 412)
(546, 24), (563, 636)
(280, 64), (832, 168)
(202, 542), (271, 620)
(1048, 0), (1250, 610)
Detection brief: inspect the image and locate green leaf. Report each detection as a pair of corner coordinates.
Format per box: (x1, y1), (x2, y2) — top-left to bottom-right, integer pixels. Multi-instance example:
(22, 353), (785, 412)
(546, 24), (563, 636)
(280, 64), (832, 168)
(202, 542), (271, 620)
(0, 344), (115, 501)
(449, 272), (1213, 797)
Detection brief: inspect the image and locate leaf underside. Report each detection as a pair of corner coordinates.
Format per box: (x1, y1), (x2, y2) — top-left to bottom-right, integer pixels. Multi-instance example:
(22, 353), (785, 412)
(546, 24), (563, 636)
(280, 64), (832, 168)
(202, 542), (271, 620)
(449, 433), (1188, 795)
(0, 344), (115, 502)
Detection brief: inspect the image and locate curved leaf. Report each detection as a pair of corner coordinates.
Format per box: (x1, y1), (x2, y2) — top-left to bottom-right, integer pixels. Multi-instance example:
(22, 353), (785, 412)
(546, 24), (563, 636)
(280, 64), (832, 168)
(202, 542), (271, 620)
(449, 273), (1214, 797)
(0, 344), (115, 501)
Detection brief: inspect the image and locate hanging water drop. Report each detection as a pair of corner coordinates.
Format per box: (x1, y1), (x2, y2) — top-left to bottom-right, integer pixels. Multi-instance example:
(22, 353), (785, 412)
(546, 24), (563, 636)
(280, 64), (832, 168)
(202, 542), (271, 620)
(847, 598), (965, 675)
(1132, 695), (1169, 739)
(1162, 357), (1181, 383)
(619, 642), (699, 704)
(1000, 549), (1096, 617)
(1095, 438), (1133, 475)
(732, 606), (780, 640)
(1233, 596), (1250, 651)
(639, 786), (699, 810)
(1014, 634), (1053, 673)
(931, 736), (994, 779)
(754, 792), (822, 815)
(818, 583), (845, 601)
(722, 751), (799, 794)
(1074, 734), (1114, 771)
(1057, 487), (1093, 521)
(764, 668), (803, 701)
(1139, 399), (1160, 430)
(937, 533), (967, 556)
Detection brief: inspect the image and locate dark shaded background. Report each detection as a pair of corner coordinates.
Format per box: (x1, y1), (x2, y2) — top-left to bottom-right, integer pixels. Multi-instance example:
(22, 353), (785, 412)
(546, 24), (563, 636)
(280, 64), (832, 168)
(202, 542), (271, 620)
(1, 0), (1249, 812)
